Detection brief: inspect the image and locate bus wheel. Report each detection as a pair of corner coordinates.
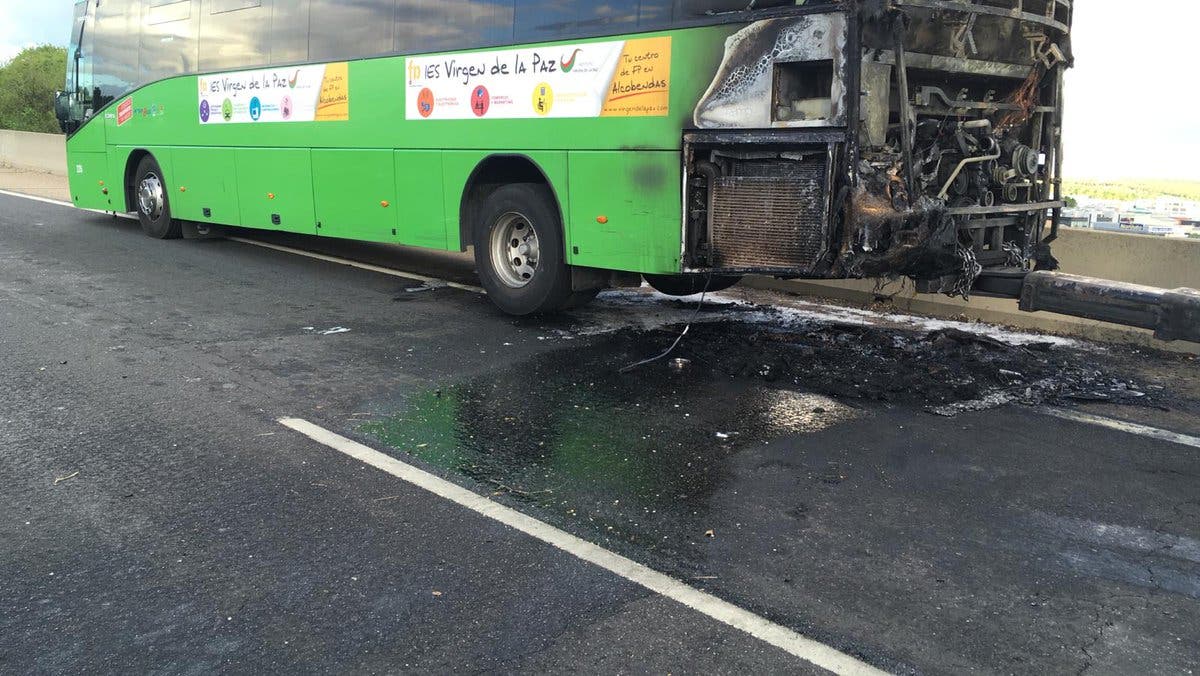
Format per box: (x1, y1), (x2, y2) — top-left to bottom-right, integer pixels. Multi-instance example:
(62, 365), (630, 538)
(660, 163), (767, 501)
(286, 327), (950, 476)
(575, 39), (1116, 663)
(133, 155), (182, 239)
(644, 274), (742, 297)
(474, 183), (574, 315)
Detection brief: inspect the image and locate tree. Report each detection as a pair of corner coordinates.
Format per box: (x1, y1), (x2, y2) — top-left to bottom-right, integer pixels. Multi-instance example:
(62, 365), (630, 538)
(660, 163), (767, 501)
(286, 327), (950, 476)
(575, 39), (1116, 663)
(0, 46), (68, 133)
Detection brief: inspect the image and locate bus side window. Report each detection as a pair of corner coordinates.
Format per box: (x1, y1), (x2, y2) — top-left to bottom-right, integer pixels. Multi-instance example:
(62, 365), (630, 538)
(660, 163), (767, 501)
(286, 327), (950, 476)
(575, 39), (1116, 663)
(92, 0), (141, 108)
(514, 0), (642, 42)
(199, 0), (272, 71)
(309, 0), (393, 62)
(141, 0), (198, 84)
(396, 1), (515, 55)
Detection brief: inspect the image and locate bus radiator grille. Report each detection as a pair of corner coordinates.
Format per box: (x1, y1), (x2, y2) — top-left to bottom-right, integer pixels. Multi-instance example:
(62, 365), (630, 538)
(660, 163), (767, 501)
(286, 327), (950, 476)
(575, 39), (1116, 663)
(708, 166), (827, 272)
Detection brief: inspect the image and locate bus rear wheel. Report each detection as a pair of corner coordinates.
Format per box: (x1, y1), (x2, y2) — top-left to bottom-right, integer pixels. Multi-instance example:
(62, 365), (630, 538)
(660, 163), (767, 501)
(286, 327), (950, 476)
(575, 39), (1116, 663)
(474, 183), (575, 316)
(644, 273), (742, 296)
(133, 155), (181, 239)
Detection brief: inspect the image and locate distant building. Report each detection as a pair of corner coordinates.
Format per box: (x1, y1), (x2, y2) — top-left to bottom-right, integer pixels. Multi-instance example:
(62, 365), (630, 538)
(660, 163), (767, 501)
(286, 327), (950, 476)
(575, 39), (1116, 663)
(1093, 212), (1180, 237)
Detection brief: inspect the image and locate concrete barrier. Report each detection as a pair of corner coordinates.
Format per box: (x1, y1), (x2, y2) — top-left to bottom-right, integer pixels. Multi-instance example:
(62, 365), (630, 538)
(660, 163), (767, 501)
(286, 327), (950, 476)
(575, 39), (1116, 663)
(0, 130), (66, 175)
(1052, 228), (1200, 290)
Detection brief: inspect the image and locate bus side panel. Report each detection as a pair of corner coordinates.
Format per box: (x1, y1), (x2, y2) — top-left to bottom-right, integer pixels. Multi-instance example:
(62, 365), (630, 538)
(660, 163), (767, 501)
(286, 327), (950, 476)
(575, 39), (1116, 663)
(234, 148), (317, 235)
(312, 149), (398, 243)
(565, 151), (682, 275)
(440, 151), (569, 252)
(66, 120), (110, 209)
(394, 150), (449, 250)
(171, 147), (240, 225)
(67, 152), (114, 211)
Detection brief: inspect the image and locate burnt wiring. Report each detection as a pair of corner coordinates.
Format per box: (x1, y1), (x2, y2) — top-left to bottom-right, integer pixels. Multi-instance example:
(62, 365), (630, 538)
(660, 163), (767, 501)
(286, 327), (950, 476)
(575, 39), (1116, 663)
(619, 274), (713, 374)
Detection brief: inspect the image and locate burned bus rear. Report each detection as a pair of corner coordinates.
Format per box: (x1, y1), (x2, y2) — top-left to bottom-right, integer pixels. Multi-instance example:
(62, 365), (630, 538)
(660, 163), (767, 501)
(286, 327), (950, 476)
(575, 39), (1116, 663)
(684, 1), (1072, 299)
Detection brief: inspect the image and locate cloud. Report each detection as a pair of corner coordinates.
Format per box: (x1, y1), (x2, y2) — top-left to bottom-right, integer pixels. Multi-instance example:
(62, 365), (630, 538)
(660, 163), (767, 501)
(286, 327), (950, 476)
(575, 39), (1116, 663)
(0, 43), (21, 66)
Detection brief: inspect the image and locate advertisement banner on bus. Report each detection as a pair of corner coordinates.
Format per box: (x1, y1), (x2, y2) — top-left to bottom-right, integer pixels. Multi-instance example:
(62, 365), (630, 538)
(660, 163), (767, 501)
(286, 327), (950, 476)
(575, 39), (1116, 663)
(198, 62), (350, 125)
(405, 37), (671, 120)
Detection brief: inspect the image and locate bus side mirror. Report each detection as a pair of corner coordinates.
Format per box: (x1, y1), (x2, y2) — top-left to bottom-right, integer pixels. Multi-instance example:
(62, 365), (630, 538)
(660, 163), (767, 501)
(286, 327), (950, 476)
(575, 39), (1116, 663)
(54, 91), (77, 134)
(54, 91), (69, 118)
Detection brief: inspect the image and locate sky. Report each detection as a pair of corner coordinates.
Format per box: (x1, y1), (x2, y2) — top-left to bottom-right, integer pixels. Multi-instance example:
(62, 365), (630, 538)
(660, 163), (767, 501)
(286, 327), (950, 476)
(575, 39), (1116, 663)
(0, 1), (1197, 181)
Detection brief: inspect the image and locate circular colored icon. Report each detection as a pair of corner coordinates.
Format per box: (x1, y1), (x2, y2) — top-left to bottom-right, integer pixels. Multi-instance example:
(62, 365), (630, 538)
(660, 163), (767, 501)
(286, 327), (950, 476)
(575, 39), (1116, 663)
(280, 95), (293, 120)
(249, 97), (262, 121)
(417, 88), (435, 118)
(199, 99), (210, 123)
(532, 82), (554, 116)
(470, 85), (490, 118)
(221, 99), (233, 122)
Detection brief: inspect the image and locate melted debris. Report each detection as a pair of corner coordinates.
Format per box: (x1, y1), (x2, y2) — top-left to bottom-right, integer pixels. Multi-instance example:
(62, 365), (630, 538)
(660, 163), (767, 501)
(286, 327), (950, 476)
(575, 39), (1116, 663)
(622, 321), (1158, 416)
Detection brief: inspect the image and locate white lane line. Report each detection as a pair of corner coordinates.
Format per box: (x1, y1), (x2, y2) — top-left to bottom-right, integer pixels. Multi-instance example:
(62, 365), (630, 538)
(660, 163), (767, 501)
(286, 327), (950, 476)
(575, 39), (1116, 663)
(0, 188), (74, 208)
(0, 189), (137, 219)
(228, 237), (485, 294)
(0, 189), (482, 293)
(278, 416), (887, 676)
(1038, 407), (1200, 450)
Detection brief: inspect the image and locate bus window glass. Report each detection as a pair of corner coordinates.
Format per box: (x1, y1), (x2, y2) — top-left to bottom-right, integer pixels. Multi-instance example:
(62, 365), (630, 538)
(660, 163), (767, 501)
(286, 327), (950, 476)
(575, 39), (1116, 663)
(309, 0), (393, 62)
(141, 0), (198, 84)
(92, 0), (141, 110)
(207, 0), (261, 11)
(636, 1), (674, 31)
(396, 1), (515, 55)
(199, 0), (272, 71)
(513, 1), (641, 42)
(269, 1), (310, 65)
(674, 0), (798, 19)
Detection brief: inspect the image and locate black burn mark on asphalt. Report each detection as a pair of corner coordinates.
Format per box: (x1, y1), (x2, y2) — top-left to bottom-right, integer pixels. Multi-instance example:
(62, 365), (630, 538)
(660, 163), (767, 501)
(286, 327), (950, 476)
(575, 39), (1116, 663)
(359, 319), (1174, 572)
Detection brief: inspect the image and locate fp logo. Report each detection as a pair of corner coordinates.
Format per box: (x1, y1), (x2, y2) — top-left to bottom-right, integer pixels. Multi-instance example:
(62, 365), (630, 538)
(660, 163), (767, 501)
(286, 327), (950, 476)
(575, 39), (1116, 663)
(417, 88), (435, 118)
(407, 61), (422, 84)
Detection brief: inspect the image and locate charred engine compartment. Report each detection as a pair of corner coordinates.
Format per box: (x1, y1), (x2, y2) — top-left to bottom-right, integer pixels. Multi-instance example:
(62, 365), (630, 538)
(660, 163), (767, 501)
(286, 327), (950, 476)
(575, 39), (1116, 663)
(683, 0), (1073, 299)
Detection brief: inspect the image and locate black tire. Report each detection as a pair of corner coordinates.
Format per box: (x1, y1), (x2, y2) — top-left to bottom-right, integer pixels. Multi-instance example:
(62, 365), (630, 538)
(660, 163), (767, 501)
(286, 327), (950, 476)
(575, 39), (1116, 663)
(132, 155), (181, 239)
(473, 183), (575, 315)
(644, 273), (742, 296)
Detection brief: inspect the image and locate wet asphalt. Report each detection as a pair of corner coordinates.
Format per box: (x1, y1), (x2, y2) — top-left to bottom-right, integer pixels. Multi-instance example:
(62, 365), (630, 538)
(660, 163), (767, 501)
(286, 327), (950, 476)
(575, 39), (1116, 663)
(2, 192), (1199, 674)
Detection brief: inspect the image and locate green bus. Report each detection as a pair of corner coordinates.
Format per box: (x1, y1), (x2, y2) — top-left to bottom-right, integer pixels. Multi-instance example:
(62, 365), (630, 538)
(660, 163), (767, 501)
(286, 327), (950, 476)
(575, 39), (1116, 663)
(56, 0), (1074, 315)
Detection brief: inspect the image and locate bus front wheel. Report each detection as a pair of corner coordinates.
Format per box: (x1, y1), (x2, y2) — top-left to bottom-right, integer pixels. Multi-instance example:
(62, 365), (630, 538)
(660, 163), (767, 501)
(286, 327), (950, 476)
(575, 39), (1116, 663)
(474, 183), (576, 316)
(133, 155), (182, 239)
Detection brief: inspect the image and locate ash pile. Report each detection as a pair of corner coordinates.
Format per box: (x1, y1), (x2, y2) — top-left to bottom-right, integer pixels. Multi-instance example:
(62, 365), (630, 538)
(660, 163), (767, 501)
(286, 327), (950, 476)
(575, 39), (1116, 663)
(624, 320), (1163, 417)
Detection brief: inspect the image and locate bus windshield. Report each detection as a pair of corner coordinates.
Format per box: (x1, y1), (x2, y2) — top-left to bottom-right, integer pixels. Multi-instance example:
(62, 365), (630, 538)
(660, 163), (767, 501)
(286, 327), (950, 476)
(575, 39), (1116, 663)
(58, 0), (92, 132)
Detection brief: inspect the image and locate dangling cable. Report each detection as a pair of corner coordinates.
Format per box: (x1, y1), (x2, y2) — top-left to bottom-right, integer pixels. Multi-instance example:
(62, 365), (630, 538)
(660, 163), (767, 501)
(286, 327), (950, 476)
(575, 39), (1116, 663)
(619, 274), (713, 374)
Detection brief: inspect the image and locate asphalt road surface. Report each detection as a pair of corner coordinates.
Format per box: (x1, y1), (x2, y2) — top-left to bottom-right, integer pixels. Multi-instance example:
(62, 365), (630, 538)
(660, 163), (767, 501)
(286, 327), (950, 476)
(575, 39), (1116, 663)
(2, 192), (1199, 674)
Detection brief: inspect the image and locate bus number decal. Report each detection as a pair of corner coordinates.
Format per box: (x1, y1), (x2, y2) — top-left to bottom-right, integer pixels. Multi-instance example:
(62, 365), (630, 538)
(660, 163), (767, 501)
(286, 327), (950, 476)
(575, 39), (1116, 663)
(405, 37), (671, 121)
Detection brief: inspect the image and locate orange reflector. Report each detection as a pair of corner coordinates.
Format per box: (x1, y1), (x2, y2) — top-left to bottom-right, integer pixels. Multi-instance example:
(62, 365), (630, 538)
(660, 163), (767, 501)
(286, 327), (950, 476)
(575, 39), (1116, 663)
(596, 215), (609, 224)
(381, 201), (390, 208)
(179, 186), (187, 192)
(97, 180), (104, 186)
(267, 193), (276, 200)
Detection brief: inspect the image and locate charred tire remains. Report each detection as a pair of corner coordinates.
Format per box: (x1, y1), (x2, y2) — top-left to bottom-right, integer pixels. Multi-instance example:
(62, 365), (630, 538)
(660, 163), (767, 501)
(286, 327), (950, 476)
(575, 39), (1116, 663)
(644, 274), (742, 297)
(474, 183), (575, 316)
(133, 155), (182, 240)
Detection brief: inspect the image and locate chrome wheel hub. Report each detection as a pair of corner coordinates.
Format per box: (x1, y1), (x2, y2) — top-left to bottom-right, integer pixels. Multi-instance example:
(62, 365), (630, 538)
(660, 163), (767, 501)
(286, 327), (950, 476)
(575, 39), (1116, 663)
(490, 212), (540, 288)
(137, 172), (164, 220)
